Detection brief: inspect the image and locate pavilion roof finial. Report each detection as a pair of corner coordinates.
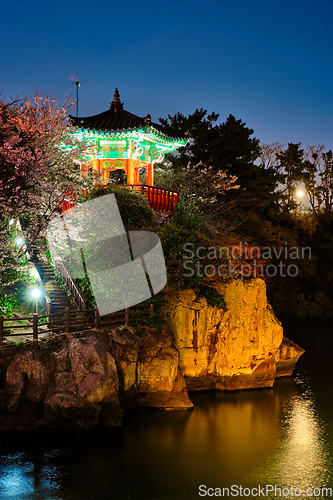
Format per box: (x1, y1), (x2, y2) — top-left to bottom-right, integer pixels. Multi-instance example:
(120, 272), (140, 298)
(110, 88), (123, 109)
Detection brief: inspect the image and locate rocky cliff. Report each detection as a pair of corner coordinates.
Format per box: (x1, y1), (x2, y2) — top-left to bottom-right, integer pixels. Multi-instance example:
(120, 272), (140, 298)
(0, 278), (304, 433)
(0, 329), (193, 433)
(166, 278), (304, 390)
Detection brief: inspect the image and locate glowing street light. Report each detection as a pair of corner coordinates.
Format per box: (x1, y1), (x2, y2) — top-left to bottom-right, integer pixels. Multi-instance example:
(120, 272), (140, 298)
(31, 287), (42, 313)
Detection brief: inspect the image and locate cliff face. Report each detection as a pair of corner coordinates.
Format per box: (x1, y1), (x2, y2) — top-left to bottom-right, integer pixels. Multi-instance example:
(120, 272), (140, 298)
(0, 278), (304, 433)
(0, 335), (123, 432)
(166, 279), (304, 390)
(0, 329), (193, 433)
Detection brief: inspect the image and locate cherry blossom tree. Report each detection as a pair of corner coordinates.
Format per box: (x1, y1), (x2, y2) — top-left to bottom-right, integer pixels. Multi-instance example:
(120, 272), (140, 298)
(0, 93), (89, 287)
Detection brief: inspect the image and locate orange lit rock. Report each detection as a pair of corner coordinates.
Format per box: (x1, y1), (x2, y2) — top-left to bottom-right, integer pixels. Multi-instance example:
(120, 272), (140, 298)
(109, 327), (193, 410)
(166, 278), (303, 391)
(137, 332), (193, 410)
(274, 337), (305, 377)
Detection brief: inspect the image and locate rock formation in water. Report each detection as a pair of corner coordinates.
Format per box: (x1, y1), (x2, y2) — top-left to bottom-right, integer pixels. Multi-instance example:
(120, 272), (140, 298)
(166, 279), (304, 390)
(0, 278), (304, 433)
(0, 329), (193, 433)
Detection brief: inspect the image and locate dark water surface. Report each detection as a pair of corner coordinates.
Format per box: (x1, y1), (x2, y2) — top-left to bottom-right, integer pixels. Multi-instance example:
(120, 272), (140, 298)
(1, 320), (332, 500)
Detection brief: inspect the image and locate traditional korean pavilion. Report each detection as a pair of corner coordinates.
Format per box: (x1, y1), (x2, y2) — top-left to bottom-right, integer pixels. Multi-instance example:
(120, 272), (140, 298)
(69, 88), (189, 186)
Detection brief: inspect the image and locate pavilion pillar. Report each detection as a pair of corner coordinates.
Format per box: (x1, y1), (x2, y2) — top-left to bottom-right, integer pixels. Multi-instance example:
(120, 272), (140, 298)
(134, 166), (140, 184)
(147, 163), (154, 186)
(93, 159), (101, 174)
(126, 159), (135, 185)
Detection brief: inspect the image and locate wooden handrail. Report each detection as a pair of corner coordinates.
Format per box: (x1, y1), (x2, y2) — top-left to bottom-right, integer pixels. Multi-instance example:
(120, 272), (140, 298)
(0, 303), (154, 342)
(54, 260), (87, 312)
(124, 185), (179, 213)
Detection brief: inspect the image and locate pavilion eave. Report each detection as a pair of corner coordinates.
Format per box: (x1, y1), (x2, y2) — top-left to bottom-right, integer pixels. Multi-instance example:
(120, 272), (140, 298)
(74, 125), (188, 148)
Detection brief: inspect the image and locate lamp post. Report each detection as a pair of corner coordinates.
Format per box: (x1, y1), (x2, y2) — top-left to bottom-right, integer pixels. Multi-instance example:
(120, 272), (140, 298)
(71, 78), (82, 117)
(31, 288), (41, 314)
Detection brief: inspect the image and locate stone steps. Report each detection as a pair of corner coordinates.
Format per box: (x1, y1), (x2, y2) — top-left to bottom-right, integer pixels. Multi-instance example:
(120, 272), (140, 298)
(28, 236), (76, 314)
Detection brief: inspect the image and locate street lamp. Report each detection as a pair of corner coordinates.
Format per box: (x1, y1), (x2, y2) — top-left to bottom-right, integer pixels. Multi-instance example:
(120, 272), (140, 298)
(31, 287), (41, 314)
(71, 78), (82, 117)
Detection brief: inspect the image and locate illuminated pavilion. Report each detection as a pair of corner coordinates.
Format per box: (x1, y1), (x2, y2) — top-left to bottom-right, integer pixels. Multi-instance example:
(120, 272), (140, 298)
(69, 88), (189, 186)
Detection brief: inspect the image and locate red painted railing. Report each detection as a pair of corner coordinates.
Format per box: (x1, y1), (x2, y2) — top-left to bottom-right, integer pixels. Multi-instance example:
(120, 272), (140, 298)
(59, 185), (179, 215)
(126, 185), (179, 214)
(59, 199), (76, 213)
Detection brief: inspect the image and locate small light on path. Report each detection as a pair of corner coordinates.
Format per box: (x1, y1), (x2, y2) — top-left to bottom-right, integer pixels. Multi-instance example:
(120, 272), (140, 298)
(31, 288), (41, 300)
(31, 287), (42, 313)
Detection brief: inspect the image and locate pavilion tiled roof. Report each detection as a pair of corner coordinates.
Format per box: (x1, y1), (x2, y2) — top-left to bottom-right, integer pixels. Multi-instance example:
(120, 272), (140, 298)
(69, 88), (188, 141)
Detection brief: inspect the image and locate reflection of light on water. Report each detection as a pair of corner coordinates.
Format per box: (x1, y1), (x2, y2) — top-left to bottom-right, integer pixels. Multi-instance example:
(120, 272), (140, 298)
(0, 462), (34, 498)
(249, 389), (331, 497)
(0, 453), (62, 500)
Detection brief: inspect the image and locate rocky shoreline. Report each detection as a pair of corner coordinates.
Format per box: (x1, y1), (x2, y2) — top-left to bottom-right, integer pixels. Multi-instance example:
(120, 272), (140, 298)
(0, 279), (305, 434)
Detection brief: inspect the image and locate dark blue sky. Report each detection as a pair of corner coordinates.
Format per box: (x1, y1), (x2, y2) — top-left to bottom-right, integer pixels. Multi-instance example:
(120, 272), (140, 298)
(1, 0), (332, 150)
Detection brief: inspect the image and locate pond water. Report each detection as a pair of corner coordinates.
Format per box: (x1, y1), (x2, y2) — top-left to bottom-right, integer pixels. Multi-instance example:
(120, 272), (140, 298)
(0, 319), (332, 500)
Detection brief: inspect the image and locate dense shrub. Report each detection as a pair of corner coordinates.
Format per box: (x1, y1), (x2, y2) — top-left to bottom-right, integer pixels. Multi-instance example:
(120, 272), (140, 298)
(0, 293), (19, 317)
(81, 185), (158, 231)
(159, 225), (231, 290)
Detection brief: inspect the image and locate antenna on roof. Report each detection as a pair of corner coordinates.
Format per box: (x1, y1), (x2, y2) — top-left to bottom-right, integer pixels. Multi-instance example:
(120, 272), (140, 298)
(71, 78), (82, 117)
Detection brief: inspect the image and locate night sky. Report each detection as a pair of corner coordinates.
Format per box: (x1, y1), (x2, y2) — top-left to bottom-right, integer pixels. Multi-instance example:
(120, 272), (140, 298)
(0, 0), (332, 150)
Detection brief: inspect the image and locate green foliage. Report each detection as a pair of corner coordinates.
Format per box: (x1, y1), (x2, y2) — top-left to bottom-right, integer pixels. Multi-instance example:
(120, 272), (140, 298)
(12, 340), (26, 349)
(45, 247), (52, 262)
(130, 295), (168, 328)
(0, 219), (30, 289)
(171, 197), (202, 232)
(0, 293), (19, 317)
(159, 225), (232, 289)
(277, 142), (305, 212)
(319, 150), (333, 213)
(75, 276), (96, 309)
(81, 184), (158, 231)
(160, 226), (201, 289)
(159, 109), (264, 204)
(72, 184), (160, 307)
(198, 285), (226, 309)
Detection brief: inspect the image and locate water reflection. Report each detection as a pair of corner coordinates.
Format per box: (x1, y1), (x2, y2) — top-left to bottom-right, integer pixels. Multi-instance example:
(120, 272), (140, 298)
(0, 451), (64, 500)
(0, 375), (332, 499)
(249, 388), (331, 498)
